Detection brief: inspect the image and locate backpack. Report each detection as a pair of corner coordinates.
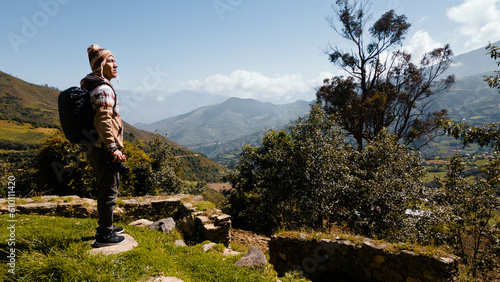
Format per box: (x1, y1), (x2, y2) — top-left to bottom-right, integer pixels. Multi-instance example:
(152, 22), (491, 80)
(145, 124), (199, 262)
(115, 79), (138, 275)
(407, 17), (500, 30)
(58, 87), (99, 144)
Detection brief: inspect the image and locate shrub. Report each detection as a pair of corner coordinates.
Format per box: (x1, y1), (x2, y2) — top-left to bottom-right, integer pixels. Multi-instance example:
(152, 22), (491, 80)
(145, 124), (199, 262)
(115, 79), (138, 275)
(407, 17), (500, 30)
(433, 155), (500, 277)
(30, 132), (182, 197)
(33, 134), (95, 196)
(225, 106), (346, 233)
(346, 130), (429, 241)
(225, 104), (354, 234)
(120, 141), (152, 196)
(144, 135), (183, 195)
(225, 104), (433, 241)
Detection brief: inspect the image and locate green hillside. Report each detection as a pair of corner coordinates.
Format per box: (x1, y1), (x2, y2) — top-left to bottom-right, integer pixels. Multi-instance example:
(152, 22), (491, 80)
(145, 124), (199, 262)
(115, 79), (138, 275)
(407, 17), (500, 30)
(0, 71), (226, 182)
(412, 73), (500, 161)
(0, 72), (59, 128)
(430, 72), (500, 123)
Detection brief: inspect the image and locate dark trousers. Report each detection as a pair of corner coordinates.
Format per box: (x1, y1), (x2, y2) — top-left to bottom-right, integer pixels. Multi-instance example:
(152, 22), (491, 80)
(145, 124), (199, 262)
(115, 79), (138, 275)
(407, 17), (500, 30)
(86, 146), (119, 237)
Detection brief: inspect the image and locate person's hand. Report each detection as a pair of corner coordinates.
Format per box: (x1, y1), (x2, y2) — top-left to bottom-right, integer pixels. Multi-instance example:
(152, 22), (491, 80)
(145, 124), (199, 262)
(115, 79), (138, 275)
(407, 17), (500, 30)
(111, 149), (126, 162)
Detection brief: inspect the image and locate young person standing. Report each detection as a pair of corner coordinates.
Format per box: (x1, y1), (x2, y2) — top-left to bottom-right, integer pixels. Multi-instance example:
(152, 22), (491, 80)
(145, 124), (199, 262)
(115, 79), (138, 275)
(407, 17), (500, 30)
(81, 44), (126, 246)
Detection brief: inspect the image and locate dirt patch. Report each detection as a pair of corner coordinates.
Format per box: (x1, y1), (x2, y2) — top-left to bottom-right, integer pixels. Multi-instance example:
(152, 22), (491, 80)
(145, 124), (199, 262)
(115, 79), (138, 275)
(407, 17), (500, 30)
(230, 228), (270, 253)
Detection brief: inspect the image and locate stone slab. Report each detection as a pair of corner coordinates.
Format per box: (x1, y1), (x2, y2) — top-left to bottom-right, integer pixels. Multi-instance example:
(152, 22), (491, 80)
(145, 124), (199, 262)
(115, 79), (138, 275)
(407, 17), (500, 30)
(89, 233), (138, 255)
(129, 219), (153, 228)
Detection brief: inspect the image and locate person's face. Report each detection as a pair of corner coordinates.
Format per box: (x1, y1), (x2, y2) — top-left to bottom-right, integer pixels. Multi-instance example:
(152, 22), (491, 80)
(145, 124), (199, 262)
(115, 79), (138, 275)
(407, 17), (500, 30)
(102, 55), (117, 80)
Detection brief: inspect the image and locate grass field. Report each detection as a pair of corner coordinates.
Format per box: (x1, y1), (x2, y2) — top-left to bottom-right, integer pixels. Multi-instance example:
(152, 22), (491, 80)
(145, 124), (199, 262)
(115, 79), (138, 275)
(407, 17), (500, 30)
(0, 214), (304, 282)
(0, 120), (56, 144)
(423, 171), (447, 183)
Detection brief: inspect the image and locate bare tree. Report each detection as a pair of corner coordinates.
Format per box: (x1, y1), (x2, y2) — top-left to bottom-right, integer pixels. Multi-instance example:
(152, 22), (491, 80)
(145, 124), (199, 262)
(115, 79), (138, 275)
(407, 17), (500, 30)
(317, 0), (454, 150)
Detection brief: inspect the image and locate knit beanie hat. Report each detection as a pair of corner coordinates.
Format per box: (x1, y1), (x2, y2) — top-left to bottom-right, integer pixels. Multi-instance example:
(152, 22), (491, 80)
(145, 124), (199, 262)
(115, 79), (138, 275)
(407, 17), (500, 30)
(87, 44), (113, 75)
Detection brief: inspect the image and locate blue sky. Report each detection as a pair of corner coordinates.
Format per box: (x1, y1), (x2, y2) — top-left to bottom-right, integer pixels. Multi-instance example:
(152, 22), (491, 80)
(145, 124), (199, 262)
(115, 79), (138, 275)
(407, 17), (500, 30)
(2, 0), (500, 103)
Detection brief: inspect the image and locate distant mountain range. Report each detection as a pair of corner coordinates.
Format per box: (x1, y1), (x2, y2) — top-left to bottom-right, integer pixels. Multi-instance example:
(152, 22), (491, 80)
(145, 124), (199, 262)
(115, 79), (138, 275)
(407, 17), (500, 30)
(442, 40), (500, 79)
(118, 90), (228, 125)
(119, 89), (315, 125)
(135, 97), (311, 160)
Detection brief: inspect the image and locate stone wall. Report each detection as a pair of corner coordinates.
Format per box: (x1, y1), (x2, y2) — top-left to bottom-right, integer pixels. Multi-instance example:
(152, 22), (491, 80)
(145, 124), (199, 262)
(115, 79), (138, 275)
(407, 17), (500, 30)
(0, 195), (231, 245)
(269, 235), (459, 282)
(119, 197), (181, 220)
(176, 199), (232, 245)
(0, 195), (181, 220)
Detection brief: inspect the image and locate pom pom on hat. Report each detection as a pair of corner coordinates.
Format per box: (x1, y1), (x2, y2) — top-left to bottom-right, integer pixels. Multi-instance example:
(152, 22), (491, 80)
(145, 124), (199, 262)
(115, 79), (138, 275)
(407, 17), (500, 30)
(87, 44), (101, 54)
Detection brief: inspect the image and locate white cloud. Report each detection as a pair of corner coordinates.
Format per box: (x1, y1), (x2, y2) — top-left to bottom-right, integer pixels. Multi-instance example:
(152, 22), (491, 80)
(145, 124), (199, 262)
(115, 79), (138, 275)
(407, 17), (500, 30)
(418, 16), (429, 24)
(404, 30), (443, 61)
(447, 0), (500, 50)
(307, 71), (335, 87)
(182, 70), (334, 100)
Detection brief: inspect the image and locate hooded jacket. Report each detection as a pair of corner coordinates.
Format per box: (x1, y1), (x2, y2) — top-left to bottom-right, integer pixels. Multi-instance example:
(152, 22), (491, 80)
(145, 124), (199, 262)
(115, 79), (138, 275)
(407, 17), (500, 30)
(80, 72), (124, 150)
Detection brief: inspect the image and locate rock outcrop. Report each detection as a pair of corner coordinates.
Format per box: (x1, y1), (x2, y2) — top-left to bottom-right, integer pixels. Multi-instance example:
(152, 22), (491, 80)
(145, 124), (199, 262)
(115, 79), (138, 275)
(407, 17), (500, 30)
(149, 218), (176, 234)
(129, 219), (154, 228)
(234, 247), (267, 267)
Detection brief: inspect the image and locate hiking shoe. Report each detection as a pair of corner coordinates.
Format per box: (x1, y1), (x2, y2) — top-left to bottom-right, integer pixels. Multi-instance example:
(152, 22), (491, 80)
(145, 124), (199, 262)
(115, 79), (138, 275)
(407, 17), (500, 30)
(112, 225), (124, 234)
(94, 232), (125, 247)
(96, 225), (124, 236)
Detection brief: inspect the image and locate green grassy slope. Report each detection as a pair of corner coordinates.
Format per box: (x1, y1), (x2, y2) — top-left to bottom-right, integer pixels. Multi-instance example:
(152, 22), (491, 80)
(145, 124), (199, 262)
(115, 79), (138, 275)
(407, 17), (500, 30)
(0, 71), (227, 182)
